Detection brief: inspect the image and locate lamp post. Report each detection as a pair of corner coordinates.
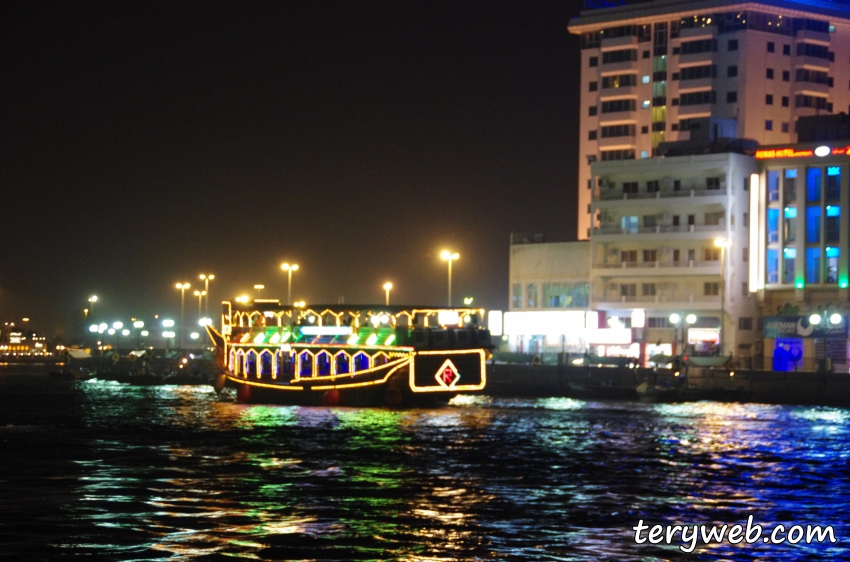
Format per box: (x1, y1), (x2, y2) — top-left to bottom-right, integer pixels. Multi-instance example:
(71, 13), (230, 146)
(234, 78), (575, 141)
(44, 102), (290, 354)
(440, 250), (459, 307)
(175, 283), (191, 349)
(669, 313), (697, 355)
(715, 237), (731, 357)
(194, 290), (206, 320)
(162, 319), (175, 354)
(254, 284), (265, 298)
(281, 263), (299, 305)
(112, 321), (123, 353)
(383, 282), (393, 306)
(199, 274), (214, 317)
(133, 320), (144, 348)
(88, 295), (98, 318)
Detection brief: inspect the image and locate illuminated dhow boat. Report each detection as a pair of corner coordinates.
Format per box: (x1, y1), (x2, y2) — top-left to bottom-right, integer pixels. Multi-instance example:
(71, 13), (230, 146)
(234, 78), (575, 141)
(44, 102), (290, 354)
(205, 300), (492, 406)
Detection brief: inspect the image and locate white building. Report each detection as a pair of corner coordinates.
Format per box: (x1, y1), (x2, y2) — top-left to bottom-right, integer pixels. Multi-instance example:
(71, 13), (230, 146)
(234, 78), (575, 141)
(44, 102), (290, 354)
(590, 146), (761, 364)
(505, 237), (633, 357)
(569, 0), (850, 241)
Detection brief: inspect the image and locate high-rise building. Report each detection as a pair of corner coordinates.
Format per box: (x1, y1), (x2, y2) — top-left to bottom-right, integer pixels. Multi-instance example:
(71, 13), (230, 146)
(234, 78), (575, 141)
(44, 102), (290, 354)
(569, 0), (850, 241)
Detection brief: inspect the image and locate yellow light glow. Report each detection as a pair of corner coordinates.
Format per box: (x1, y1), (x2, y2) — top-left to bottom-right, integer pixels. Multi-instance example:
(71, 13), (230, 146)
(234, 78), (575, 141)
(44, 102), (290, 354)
(366, 333), (378, 345)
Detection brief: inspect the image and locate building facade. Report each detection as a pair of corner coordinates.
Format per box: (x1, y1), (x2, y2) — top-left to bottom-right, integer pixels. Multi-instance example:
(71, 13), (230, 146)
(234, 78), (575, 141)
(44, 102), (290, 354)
(751, 137), (850, 370)
(506, 238), (631, 356)
(590, 148), (761, 364)
(569, 0), (850, 240)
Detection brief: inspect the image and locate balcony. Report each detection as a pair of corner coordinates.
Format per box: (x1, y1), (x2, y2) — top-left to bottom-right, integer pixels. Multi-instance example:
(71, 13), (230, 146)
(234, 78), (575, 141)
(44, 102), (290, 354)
(796, 55), (831, 71)
(590, 223), (726, 241)
(598, 135), (636, 148)
(591, 293), (721, 310)
(678, 26), (717, 39)
(796, 29), (830, 44)
(591, 260), (721, 276)
(598, 110), (637, 123)
(792, 81), (829, 96)
(592, 186), (727, 202)
(676, 102), (713, 117)
(599, 85), (636, 98)
(677, 52), (715, 66)
(675, 77), (714, 92)
(600, 35), (639, 49)
(600, 60), (639, 73)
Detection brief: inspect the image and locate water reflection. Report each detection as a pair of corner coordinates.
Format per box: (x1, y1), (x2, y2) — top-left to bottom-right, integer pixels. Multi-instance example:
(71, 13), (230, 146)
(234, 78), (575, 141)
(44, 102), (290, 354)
(0, 374), (848, 560)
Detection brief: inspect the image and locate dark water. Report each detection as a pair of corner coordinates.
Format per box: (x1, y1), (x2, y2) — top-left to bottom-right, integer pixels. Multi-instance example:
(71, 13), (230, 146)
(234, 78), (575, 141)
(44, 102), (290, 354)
(1, 369), (848, 560)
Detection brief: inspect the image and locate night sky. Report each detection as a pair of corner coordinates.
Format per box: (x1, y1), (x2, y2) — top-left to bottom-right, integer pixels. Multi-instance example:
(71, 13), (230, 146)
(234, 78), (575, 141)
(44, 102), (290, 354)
(2, 0), (587, 336)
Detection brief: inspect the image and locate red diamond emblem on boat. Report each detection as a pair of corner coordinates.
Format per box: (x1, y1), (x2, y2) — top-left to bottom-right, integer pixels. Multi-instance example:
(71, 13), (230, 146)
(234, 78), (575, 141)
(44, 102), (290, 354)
(434, 359), (461, 388)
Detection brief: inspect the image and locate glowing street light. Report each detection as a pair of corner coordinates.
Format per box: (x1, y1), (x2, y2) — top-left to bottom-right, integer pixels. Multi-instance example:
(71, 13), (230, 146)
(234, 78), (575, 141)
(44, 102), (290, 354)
(281, 263), (299, 305)
(88, 295), (98, 317)
(162, 319), (175, 328)
(254, 284), (265, 298)
(440, 250), (459, 307)
(199, 273), (215, 317)
(235, 295), (249, 304)
(383, 282), (393, 306)
(175, 282), (191, 349)
(194, 290), (207, 319)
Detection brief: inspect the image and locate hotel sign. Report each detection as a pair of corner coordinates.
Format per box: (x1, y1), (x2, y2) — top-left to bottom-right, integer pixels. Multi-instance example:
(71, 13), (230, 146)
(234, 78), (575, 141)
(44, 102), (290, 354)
(755, 145), (850, 159)
(763, 316), (847, 339)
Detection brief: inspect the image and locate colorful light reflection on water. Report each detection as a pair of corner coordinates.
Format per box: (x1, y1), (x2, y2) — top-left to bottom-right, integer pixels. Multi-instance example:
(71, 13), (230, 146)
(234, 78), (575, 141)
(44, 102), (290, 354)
(0, 371), (848, 560)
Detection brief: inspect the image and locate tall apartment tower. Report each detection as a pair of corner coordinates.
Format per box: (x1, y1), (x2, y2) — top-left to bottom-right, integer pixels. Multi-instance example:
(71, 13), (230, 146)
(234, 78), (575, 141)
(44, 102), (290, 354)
(569, 0), (850, 240)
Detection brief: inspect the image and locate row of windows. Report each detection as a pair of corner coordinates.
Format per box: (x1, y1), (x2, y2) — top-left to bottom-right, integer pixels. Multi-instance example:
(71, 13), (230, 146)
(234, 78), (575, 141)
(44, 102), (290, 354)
(619, 282), (719, 297)
(619, 247), (728, 263)
(619, 212), (726, 232)
(592, 66), (834, 88)
(581, 11), (831, 48)
(511, 283), (590, 309)
(229, 348), (391, 378)
(765, 247), (840, 285)
(614, 177), (722, 193)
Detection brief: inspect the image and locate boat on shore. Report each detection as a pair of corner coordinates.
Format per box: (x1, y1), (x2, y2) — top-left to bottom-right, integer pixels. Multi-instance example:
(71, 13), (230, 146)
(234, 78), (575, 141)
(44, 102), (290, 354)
(205, 300), (492, 406)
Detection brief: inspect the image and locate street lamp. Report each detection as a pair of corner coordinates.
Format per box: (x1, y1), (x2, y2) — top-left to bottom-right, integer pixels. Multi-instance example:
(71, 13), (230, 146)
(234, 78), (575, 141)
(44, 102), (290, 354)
(440, 250), (459, 307)
(669, 313), (698, 355)
(715, 237), (731, 356)
(383, 282), (393, 306)
(254, 284), (265, 298)
(175, 282), (191, 349)
(194, 290), (206, 319)
(281, 263), (299, 305)
(88, 295), (98, 317)
(199, 274), (215, 317)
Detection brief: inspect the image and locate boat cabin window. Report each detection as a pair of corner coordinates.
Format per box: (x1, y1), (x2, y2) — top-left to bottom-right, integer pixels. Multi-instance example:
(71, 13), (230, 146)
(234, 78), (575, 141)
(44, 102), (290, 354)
(299, 351), (313, 376)
(353, 352), (370, 372)
(336, 353), (350, 374)
(317, 351), (332, 376)
(276, 351), (293, 377)
(246, 351), (258, 376)
(260, 351), (273, 377)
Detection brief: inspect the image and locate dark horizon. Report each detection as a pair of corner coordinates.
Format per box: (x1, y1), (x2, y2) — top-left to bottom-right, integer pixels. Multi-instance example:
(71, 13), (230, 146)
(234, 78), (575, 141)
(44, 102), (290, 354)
(1, 1), (585, 337)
